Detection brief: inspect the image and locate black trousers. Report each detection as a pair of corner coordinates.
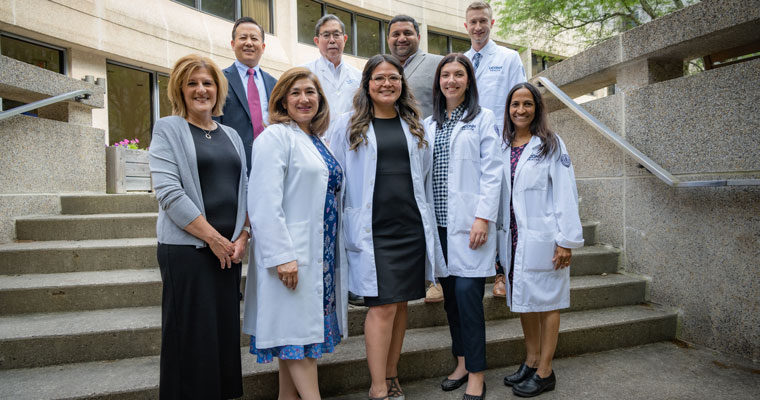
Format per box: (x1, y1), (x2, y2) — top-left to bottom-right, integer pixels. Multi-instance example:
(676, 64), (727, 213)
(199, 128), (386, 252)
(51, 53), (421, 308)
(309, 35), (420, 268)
(437, 227), (487, 373)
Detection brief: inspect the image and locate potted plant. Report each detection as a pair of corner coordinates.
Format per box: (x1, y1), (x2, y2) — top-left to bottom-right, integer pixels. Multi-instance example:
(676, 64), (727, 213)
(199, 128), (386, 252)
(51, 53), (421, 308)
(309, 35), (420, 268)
(105, 139), (152, 193)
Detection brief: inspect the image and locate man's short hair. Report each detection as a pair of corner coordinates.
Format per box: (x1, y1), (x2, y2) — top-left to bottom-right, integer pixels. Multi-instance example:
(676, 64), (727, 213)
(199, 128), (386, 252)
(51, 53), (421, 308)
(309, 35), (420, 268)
(232, 17), (265, 41)
(314, 14), (346, 37)
(388, 15), (420, 36)
(466, 1), (493, 19)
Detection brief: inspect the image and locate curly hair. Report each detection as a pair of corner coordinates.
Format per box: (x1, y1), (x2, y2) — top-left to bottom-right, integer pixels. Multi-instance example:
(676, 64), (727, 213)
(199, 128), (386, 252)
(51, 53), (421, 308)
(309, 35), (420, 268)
(348, 54), (426, 151)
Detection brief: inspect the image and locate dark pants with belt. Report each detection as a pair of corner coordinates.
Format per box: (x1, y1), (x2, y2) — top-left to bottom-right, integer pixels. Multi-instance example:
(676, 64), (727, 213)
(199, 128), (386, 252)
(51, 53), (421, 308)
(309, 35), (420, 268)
(438, 226), (487, 373)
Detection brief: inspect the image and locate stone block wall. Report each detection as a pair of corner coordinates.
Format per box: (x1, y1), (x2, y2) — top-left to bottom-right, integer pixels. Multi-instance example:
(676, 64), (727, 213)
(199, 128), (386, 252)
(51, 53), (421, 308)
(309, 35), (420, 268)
(548, 59), (760, 361)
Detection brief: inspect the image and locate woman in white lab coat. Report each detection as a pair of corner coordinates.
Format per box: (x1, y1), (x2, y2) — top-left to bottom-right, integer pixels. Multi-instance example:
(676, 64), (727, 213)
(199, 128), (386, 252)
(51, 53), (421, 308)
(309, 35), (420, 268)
(328, 54), (442, 400)
(498, 82), (584, 398)
(422, 53), (502, 400)
(243, 67), (348, 400)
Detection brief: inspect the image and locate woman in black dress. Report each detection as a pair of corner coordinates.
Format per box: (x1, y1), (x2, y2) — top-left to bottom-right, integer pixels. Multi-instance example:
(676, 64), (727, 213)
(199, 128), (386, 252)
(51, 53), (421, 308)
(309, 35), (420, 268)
(149, 54), (248, 399)
(328, 54), (443, 400)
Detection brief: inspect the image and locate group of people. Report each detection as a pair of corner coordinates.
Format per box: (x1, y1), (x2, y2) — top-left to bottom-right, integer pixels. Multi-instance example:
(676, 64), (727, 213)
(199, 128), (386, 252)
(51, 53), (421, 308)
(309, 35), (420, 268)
(148, 2), (583, 400)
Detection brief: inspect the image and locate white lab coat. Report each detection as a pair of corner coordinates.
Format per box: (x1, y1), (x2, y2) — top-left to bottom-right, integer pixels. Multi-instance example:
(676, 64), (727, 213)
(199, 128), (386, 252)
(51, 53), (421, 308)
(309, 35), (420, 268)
(465, 40), (526, 134)
(327, 112), (445, 296)
(497, 134), (584, 313)
(303, 57), (361, 123)
(423, 108), (503, 277)
(242, 122), (348, 348)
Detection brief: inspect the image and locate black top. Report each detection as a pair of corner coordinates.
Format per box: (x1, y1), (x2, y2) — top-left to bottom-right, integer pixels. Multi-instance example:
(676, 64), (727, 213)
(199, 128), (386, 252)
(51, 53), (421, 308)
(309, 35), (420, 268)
(188, 123), (241, 240)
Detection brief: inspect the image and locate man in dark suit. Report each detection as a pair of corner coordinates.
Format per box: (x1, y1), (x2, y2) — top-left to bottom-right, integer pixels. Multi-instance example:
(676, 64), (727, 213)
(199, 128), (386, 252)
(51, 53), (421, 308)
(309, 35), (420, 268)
(215, 17), (277, 175)
(387, 15), (443, 119)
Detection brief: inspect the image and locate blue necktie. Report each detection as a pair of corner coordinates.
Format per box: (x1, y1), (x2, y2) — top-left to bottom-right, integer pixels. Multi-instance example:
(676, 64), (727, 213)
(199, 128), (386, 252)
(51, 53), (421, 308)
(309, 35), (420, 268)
(473, 52), (482, 70)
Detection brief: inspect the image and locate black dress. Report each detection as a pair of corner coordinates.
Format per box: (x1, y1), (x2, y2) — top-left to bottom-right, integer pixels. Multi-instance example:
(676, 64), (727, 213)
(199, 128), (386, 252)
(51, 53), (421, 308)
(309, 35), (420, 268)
(157, 123), (243, 400)
(364, 116), (426, 306)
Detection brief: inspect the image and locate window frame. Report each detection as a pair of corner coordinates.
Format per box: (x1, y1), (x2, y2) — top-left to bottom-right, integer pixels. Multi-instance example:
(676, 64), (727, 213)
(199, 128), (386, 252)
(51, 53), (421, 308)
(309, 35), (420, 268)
(172, 0), (274, 33)
(105, 60), (174, 143)
(298, 0), (388, 58)
(0, 31), (68, 75)
(426, 30), (470, 56)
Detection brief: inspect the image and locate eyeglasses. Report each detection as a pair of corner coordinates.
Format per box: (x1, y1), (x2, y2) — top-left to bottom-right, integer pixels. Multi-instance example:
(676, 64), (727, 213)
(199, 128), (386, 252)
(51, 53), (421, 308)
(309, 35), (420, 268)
(371, 74), (402, 85)
(319, 31), (344, 40)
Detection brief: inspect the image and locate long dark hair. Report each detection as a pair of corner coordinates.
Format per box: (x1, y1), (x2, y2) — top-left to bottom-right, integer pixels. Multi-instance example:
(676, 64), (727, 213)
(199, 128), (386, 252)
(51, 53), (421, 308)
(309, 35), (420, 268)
(348, 54), (426, 151)
(502, 82), (558, 159)
(432, 53), (480, 125)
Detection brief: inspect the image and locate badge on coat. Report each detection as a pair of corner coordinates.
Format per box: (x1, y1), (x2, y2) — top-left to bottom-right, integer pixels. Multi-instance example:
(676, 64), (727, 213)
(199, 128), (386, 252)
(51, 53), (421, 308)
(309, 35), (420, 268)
(560, 154), (572, 167)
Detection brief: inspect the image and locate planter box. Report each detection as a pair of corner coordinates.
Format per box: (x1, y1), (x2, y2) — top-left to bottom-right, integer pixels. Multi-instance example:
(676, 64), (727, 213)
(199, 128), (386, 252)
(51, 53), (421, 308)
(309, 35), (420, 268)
(106, 147), (152, 193)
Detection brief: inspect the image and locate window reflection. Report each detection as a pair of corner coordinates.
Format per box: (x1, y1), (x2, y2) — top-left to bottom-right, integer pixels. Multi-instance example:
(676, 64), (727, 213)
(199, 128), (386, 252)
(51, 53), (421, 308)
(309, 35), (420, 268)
(356, 15), (380, 58)
(107, 63), (153, 147)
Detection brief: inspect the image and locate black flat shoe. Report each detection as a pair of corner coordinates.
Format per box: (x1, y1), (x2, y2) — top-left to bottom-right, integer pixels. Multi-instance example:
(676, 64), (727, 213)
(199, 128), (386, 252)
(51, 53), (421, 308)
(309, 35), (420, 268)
(462, 382), (486, 400)
(512, 370), (556, 397)
(504, 363), (537, 387)
(441, 374), (468, 391)
(348, 291), (365, 306)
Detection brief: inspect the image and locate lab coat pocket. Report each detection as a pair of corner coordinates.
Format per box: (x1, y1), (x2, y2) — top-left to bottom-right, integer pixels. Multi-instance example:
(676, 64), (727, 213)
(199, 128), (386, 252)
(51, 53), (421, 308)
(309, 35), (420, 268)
(525, 164), (549, 190)
(450, 191), (478, 234)
(342, 207), (362, 252)
(523, 238), (556, 272)
(286, 220), (312, 268)
(452, 131), (480, 160)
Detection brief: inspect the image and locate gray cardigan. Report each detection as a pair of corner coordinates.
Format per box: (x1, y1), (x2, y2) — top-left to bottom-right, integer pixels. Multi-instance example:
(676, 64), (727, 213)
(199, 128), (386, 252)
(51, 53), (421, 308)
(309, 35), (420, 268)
(149, 116), (248, 247)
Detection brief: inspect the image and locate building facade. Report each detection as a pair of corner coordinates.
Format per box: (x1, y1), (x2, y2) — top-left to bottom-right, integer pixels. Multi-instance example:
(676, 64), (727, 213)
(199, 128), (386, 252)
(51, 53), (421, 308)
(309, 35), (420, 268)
(0, 0), (564, 148)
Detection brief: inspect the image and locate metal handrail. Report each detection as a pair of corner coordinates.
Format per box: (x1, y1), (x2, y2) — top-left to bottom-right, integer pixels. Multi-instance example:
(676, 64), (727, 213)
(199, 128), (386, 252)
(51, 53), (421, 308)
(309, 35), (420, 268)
(0, 89), (93, 122)
(536, 77), (760, 187)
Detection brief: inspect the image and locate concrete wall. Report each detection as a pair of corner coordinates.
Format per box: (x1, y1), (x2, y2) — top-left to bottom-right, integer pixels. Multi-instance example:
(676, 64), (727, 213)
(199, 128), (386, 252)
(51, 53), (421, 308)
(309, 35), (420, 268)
(547, 51), (760, 361)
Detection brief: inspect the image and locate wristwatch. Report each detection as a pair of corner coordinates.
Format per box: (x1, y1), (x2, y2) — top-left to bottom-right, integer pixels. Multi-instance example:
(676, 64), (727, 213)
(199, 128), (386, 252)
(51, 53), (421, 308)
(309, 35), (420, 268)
(242, 226), (251, 236)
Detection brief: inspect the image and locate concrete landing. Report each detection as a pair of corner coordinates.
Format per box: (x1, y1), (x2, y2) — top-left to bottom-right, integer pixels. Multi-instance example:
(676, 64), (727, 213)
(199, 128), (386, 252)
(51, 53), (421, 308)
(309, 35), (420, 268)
(327, 341), (760, 400)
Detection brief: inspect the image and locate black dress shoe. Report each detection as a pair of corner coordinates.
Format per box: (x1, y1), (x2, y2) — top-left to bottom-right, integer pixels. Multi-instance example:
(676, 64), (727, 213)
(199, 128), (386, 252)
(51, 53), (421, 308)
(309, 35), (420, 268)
(512, 370), (556, 397)
(348, 291), (365, 306)
(440, 374), (468, 391)
(462, 382), (485, 400)
(504, 363), (537, 387)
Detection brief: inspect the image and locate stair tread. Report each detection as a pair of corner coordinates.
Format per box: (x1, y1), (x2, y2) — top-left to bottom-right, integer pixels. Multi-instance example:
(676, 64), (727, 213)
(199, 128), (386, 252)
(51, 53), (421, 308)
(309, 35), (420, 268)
(16, 212), (158, 221)
(0, 274), (643, 340)
(0, 237), (157, 251)
(0, 304), (675, 400)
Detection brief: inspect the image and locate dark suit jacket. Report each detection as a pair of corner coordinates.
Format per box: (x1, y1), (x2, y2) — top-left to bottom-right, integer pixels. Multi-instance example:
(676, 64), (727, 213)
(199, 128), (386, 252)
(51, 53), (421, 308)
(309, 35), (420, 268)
(215, 63), (277, 175)
(404, 51), (444, 119)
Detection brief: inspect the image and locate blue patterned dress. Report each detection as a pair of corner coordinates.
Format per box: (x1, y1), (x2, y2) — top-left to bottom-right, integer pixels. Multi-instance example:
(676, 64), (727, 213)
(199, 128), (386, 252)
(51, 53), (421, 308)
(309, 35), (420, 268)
(249, 135), (344, 363)
(508, 143), (528, 290)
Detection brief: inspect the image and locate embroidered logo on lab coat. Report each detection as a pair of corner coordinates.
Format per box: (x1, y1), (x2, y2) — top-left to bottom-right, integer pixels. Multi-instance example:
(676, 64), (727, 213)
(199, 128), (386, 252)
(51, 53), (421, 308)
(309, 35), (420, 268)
(461, 124), (477, 131)
(560, 154), (571, 167)
(527, 153), (541, 161)
(345, 79), (357, 85)
(488, 65), (503, 72)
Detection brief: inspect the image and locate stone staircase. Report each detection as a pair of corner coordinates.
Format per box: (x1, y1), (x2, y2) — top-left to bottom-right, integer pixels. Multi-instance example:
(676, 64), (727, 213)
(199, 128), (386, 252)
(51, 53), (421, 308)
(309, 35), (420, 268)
(0, 194), (677, 399)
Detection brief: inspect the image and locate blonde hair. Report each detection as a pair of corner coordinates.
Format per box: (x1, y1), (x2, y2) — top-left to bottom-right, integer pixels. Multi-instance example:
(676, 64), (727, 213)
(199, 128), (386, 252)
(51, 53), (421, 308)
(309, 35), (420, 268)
(167, 54), (228, 118)
(268, 67), (330, 136)
(466, 1), (493, 19)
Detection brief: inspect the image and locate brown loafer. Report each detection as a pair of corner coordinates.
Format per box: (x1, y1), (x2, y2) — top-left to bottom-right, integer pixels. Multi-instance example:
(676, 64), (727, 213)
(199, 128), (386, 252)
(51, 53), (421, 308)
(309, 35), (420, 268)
(493, 274), (506, 298)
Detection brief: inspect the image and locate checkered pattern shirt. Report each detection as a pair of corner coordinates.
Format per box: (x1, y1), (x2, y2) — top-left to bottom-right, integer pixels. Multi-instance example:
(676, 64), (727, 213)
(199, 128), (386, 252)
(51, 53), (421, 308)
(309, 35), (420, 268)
(433, 103), (466, 227)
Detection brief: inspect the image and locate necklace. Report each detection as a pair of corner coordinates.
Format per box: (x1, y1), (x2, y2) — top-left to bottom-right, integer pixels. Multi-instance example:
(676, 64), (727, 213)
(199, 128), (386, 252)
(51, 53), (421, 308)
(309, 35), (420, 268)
(201, 126), (213, 139)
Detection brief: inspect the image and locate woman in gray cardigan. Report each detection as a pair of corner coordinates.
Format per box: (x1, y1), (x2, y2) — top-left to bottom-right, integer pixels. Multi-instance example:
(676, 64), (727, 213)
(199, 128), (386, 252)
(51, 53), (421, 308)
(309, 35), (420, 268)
(149, 54), (249, 400)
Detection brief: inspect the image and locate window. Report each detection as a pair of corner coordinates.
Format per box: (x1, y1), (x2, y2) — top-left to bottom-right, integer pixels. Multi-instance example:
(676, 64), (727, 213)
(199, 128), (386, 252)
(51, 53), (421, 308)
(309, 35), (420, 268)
(0, 33), (66, 112)
(356, 15), (380, 58)
(173, 0), (273, 33)
(106, 62), (171, 147)
(427, 31), (471, 56)
(531, 54), (562, 75)
(297, 0), (388, 57)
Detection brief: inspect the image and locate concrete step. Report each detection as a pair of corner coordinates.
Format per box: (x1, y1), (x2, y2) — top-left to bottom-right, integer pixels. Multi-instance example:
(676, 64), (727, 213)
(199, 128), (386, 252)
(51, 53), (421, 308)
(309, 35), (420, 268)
(582, 220), (598, 245)
(0, 238), (157, 275)
(15, 213), (157, 241)
(0, 304), (677, 399)
(60, 193), (157, 215)
(0, 269), (162, 315)
(567, 244), (620, 276)
(0, 274), (646, 368)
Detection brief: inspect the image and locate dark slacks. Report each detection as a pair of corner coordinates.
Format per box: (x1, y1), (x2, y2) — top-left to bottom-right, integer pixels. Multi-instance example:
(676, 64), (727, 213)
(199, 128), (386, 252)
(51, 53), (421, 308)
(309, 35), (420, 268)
(437, 227), (487, 373)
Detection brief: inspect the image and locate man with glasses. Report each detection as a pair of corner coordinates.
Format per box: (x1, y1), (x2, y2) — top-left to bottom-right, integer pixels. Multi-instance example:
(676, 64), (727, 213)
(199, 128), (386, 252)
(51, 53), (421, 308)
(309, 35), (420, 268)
(387, 15), (443, 119)
(304, 14), (361, 122)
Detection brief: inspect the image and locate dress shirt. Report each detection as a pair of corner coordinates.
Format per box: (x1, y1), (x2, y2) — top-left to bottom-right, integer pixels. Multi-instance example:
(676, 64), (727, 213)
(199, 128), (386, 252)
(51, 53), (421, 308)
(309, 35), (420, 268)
(234, 59), (269, 123)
